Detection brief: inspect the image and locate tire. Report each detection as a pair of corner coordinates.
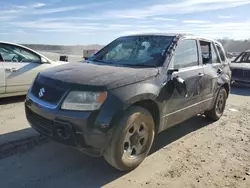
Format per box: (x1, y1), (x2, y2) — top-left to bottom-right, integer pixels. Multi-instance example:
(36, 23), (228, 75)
(204, 87), (227, 121)
(104, 106), (155, 171)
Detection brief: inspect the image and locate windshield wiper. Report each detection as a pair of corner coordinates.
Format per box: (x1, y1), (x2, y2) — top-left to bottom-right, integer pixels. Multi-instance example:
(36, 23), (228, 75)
(124, 63), (158, 67)
(89, 58), (117, 65)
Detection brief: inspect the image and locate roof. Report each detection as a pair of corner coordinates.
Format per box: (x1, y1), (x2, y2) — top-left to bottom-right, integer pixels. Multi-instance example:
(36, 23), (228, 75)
(120, 33), (221, 43)
(121, 32), (191, 38)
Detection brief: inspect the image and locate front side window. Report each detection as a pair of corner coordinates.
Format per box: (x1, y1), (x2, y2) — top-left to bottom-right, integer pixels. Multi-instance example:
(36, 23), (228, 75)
(170, 39), (199, 69)
(0, 44), (41, 63)
(89, 35), (175, 67)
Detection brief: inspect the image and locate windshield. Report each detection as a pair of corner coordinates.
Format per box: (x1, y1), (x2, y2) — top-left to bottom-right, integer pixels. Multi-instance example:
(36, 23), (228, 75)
(89, 35), (174, 67)
(234, 52), (250, 63)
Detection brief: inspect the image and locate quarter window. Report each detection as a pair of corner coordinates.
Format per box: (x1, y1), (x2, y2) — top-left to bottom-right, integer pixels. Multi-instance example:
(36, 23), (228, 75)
(170, 39), (199, 69)
(211, 44), (220, 64)
(216, 44), (226, 62)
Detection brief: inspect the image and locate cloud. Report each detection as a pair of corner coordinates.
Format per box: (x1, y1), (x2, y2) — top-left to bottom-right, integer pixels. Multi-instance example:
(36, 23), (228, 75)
(183, 20), (210, 24)
(152, 17), (177, 21)
(12, 3), (46, 9)
(32, 3), (46, 8)
(218, 15), (233, 19)
(15, 29), (25, 33)
(0, 9), (19, 14)
(163, 21), (250, 39)
(28, 1), (112, 15)
(10, 18), (178, 32)
(0, 16), (16, 21)
(115, 20), (250, 40)
(1, 0), (250, 41)
(12, 5), (27, 9)
(0, 3), (46, 17)
(11, 21), (100, 30)
(29, 6), (83, 14)
(11, 20), (143, 32)
(1, 1), (110, 16)
(104, 0), (250, 19)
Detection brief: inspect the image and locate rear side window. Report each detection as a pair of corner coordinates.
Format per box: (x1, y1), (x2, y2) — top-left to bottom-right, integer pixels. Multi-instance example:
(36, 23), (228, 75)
(216, 44), (226, 62)
(199, 41), (220, 64)
(170, 39), (199, 69)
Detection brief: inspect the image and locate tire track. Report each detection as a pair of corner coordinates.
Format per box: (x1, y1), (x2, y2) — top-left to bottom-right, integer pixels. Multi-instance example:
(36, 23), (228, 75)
(0, 135), (48, 159)
(20, 159), (88, 188)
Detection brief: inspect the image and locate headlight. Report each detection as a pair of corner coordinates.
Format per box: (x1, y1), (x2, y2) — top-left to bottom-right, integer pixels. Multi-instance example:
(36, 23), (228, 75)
(61, 91), (107, 111)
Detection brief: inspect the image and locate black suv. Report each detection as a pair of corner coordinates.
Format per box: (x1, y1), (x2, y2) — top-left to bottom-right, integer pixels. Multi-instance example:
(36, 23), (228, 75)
(25, 33), (231, 171)
(230, 50), (250, 87)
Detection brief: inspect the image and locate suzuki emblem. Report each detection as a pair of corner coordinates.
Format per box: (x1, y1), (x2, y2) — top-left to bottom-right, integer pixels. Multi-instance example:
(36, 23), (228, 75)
(39, 88), (45, 98)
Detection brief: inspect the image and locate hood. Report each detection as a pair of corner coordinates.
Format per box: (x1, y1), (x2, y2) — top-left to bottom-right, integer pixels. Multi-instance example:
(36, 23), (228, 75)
(39, 62), (159, 90)
(230, 63), (250, 70)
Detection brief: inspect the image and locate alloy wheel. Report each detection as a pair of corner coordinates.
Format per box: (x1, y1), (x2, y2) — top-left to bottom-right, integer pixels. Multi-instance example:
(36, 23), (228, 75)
(123, 122), (149, 159)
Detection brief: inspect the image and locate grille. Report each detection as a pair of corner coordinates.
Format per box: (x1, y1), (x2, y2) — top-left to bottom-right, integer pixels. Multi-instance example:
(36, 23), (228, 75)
(26, 107), (54, 136)
(232, 69), (250, 79)
(31, 81), (66, 105)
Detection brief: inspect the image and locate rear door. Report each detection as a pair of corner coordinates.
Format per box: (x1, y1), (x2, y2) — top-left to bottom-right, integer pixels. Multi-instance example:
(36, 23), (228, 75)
(215, 42), (231, 80)
(198, 40), (224, 110)
(0, 43), (52, 94)
(164, 39), (204, 127)
(0, 61), (5, 94)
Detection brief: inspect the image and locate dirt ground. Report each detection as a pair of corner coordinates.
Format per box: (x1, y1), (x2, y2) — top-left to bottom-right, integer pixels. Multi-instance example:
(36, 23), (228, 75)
(0, 87), (249, 188)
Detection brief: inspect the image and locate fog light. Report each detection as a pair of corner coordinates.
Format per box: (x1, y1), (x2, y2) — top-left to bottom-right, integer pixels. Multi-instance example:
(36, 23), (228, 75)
(56, 128), (70, 140)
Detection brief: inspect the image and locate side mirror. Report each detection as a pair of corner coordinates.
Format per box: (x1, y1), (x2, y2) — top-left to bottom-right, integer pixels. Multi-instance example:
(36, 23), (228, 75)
(173, 76), (188, 97)
(167, 68), (179, 74)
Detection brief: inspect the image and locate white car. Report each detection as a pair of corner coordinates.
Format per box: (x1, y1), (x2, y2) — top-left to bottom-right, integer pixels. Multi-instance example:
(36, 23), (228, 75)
(0, 41), (68, 98)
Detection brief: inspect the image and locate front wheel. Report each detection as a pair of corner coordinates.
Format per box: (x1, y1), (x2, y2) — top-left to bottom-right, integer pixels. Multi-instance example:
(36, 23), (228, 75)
(204, 87), (227, 121)
(104, 106), (155, 171)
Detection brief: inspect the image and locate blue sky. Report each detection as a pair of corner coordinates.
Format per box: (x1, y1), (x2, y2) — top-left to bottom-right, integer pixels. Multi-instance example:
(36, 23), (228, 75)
(1, 0), (250, 45)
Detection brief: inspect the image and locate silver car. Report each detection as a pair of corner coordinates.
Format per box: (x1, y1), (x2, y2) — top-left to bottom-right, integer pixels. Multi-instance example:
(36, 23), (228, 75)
(0, 41), (68, 98)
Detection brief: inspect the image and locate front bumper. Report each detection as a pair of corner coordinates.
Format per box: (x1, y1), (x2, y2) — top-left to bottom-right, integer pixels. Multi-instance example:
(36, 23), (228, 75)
(25, 94), (112, 157)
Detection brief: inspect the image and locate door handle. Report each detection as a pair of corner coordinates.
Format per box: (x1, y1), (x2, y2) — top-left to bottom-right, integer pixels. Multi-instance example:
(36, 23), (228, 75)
(5, 68), (12, 72)
(198, 73), (204, 77)
(5, 68), (17, 72)
(217, 68), (223, 74)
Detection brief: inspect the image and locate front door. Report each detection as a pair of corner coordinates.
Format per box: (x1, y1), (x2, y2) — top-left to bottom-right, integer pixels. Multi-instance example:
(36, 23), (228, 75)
(3, 62), (51, 93)
(0, 43), (51, 94)
(163, 39), (204, 128)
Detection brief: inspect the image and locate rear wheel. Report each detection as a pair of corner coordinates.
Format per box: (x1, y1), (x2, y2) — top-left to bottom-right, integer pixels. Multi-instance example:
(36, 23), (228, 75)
(204, 87), (227, 121)
(104, 106), (155, 171)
